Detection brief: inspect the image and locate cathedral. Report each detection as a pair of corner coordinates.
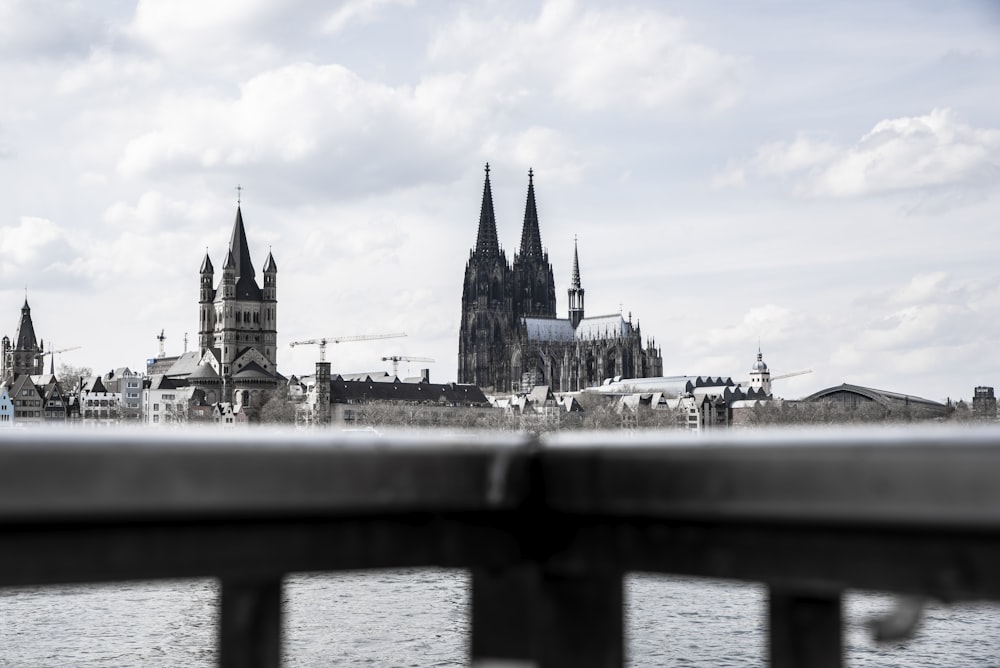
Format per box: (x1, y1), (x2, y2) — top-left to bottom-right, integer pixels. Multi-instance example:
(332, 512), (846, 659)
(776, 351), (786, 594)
(458, 165), (662, 393)
(193, 204), (282, 406)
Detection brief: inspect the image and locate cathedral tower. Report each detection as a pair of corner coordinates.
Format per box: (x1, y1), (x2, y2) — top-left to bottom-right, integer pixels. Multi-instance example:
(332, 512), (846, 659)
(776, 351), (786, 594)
(458, 164), (515, 391)
(512, 169), (557, 319)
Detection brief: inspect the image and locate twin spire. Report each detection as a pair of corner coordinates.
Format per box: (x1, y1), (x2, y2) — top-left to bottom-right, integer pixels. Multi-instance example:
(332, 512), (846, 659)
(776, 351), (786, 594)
(474, 164), (552, 262)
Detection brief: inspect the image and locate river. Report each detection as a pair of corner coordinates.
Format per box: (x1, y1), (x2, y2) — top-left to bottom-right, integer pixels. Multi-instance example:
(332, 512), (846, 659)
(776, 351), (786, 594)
(0, 571), (997, 666)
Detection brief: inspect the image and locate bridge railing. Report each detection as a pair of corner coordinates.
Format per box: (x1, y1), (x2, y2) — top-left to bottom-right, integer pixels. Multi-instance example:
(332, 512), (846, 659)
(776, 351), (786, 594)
(1, 426), (999, 667)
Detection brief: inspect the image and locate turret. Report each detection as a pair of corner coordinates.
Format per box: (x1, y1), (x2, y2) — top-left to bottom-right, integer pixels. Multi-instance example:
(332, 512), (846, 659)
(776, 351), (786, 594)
(199, 251), (215, 352)
(263, 250), (277, 301)
(749, 347), (772, 396)
(222, 249), (236, 300)
(263, 249), (278, 366)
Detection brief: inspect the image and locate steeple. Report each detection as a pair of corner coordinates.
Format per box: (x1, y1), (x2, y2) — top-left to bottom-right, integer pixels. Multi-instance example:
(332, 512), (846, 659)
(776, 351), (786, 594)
(571, 237), (581, 289)
(200, 250), (214, 274)
(518, 168), (543, 258)
(15, 298), (38, 351)
(228, 206), (256, 281)
(474, 163), (501, 257)
(263, 250), (277, 272)
(568, 237), (585, 328)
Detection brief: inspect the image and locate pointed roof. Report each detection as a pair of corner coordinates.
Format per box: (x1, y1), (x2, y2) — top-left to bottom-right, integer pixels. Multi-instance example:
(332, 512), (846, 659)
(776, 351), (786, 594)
(263, 250), (277, 272)
(200, 251), (214, 274)
(222, 249), (235, 270)
(14, 298), (39, 351)
(229, 206), (256, 280)
(225, 205), (264, 299)
(518, 168), (543, 258)
(474, 163), (501, 257)
(570, 237), (582, 289)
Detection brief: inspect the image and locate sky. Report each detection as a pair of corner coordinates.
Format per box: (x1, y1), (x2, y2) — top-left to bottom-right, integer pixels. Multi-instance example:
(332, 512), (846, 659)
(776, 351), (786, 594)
(0, 0), (998, 403)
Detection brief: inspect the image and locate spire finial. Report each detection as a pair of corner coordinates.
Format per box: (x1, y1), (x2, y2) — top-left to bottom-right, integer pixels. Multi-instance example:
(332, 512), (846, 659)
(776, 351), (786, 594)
(236, 184), (242, 206)
(484, 162), (490, 176)
(528, 167), (533, 183)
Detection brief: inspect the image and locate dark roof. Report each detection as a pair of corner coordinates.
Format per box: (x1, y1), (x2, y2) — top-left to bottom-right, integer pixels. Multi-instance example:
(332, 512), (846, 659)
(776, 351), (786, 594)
(330, 380), (489, 405)
(81, 376), (108, 394)
(14, 299), (38, 350)
(201, 252), (214, 274)
(228, 206), (261, 300)
(232, 361), (276, 380)
(802, 383), (948, 412)
(147, 374), (179, 390)
(188, 362), (220, 381)
(263, 250), (277, 272)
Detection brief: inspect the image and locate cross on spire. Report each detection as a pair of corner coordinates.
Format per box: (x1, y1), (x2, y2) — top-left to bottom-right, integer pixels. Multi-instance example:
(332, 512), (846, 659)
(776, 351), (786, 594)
(236, 184), (242, 206)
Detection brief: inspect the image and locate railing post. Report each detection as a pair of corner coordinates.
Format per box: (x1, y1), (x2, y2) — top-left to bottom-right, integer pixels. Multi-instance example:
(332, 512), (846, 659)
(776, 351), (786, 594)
(471, 565), (623, 668)
(768, 588), (842, 668)
(219, 577), (283, 668)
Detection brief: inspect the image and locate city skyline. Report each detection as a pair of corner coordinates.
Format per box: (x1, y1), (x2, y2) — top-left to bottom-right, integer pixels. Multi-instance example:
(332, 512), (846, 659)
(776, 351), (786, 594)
(0, 2), (998, 401)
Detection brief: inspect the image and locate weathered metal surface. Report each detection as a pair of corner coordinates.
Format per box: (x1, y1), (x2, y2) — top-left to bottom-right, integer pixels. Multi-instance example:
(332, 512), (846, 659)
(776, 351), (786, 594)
(0, 429), (532, 521)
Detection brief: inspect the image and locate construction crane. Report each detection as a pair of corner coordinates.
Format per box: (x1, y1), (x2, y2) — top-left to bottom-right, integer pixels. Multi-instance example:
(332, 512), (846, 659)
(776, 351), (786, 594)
(289, 333), (407, 363)
(381, 355), (435, 377)
(771, 369), (813, 382)
(35, 346), (82, 374)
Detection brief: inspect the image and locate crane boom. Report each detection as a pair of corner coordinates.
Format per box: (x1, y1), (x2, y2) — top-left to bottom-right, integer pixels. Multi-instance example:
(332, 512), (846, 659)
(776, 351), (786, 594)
(289, 332), (407, 363)
(381, 355), (435, 376)
(34, 345), (82, 375)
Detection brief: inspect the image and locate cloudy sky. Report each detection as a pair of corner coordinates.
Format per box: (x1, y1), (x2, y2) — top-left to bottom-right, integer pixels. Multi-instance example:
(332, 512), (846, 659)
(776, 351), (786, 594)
(1, 0), (998, 402)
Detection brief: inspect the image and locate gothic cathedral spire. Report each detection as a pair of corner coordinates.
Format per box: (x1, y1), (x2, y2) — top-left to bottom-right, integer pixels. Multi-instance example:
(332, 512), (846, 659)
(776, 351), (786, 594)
(519, 168), (543, 258)
(512, 168), (557, 319)
(568, 236), (585, 327)
(474, 163), (501, 257)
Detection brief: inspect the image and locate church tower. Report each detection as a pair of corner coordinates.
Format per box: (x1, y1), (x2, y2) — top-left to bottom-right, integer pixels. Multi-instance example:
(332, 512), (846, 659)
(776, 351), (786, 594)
(458, 164), (515, 392)
(512, 169), (557, 319)
(568, 238), (585, 328)
(3, 298), (44, 380)
(199, 203), (279, 404)
(749, 347), (772, 396)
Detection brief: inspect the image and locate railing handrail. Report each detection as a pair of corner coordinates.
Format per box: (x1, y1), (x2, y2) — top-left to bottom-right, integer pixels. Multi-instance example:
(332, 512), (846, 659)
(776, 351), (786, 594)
(2, 425), (1000, 667)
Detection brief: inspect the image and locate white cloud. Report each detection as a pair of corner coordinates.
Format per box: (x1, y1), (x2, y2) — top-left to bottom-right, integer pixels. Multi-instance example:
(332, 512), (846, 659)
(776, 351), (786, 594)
(322, 0), (414, 33)
(427, 0), (747, 115)
(0, 217), (87, 288)
(718, 109), (1000, 204)
(684, 304), (811, 355)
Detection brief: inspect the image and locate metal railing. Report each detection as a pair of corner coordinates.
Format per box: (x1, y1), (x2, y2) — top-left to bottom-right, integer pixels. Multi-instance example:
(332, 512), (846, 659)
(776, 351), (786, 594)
(1, 426), (1000, 667)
